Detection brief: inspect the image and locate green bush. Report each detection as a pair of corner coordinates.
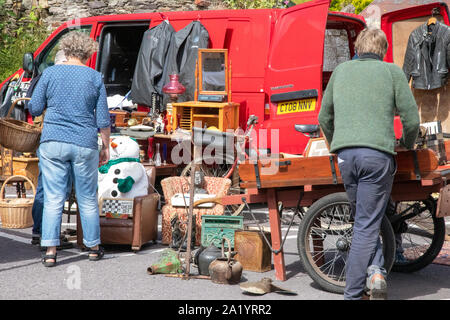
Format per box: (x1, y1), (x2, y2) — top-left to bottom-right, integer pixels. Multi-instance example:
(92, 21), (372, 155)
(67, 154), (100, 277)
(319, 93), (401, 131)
(223, 0), (281, 9)
(329, 0), (373, 14)
(0, 7), (50, 82)
(223, 0), (371, 11)
(223, 0), (310, 9)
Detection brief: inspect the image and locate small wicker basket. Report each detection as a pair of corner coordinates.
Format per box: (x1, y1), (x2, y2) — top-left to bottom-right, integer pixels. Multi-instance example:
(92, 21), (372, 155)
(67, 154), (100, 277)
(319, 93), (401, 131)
(0, 98), (41, 153)
(0, 175), (36, 229)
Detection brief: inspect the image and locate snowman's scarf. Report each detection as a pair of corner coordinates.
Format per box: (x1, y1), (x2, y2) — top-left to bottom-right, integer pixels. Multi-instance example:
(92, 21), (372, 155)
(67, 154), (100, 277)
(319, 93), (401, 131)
(98, 157), (141, 174)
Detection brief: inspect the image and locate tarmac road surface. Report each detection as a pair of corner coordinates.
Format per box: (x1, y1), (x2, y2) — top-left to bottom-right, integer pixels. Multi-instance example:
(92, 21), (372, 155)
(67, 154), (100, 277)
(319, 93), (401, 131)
(1, 204), (450, 301)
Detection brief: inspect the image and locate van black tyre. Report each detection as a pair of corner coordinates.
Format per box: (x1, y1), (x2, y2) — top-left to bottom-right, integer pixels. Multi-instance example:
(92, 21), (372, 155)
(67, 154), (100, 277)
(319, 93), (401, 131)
(297, 192), (396, 294)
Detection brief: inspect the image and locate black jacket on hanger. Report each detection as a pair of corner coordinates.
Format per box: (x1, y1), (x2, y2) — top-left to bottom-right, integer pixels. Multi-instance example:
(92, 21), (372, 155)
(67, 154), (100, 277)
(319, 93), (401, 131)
(161, 21), (210, 109)
(403, 20), (450, 90)
(131, 21), (175, 107)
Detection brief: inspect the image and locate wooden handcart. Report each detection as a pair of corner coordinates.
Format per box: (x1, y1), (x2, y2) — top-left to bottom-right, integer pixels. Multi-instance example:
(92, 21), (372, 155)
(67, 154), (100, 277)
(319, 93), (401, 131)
(195, 148), (450, 292)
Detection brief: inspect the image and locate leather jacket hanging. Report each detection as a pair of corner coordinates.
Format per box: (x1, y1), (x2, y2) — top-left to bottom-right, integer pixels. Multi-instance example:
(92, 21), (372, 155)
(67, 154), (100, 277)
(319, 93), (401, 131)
(131, 21), (175, 107)
(403, 21), (450, 90)
(161, 21), (210, 109)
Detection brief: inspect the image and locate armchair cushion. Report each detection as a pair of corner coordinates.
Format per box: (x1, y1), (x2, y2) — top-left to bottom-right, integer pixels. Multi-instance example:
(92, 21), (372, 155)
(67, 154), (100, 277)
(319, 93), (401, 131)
(160, 176), (231, 246)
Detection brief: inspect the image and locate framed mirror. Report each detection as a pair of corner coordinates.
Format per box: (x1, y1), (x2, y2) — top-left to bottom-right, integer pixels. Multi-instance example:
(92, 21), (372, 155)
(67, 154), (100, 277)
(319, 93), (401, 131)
(198, 49), (228, 97)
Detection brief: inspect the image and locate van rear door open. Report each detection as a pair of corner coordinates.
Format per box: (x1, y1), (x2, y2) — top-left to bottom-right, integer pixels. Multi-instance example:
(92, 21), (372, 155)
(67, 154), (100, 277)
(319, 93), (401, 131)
(381, 2), (450, 137)
(94, 21), (150, 97)
(262, 0), (330, 155)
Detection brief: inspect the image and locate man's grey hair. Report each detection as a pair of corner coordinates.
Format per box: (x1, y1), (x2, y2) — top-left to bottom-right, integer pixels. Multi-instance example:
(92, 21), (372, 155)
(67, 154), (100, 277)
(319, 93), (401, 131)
(354, 28), (389, 58)
(59, 31), (98, 62)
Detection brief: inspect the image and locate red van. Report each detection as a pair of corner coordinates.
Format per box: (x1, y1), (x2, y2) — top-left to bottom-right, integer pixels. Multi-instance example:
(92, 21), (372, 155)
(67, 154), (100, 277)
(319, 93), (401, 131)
(0, 0), (365, 155)
(1, 1), (447, 155)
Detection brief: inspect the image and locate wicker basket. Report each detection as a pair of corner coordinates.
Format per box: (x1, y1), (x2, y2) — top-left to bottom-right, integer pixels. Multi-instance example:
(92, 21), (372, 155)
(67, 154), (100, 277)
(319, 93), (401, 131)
(0, 175), (36, 229)
(0, 98), (41, 153)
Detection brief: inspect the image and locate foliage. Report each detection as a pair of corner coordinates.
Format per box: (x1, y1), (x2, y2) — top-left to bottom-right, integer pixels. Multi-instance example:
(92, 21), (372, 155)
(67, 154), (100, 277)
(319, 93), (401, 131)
(0, 6), (50, 81)
(223, 0), (372, 12)
(223, 0), (304, 9)
(329, 0), (373, 14)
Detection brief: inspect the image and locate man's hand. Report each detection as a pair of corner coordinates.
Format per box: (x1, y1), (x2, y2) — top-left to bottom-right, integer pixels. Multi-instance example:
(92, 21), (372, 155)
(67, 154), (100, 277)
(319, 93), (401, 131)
(395, 145), (409, 152)
(395, 139), (411, 152)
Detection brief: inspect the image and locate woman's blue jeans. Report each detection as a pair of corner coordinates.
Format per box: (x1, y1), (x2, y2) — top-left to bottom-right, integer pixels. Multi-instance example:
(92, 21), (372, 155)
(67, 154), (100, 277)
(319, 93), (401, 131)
(32, 147), (72, 236)
(39, 141), (100, 248)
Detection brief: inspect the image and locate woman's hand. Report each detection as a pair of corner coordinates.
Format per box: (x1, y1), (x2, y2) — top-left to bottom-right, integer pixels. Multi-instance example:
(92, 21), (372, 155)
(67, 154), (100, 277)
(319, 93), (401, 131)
(99, 147), (110, 166)
(99, 127), (111, 166)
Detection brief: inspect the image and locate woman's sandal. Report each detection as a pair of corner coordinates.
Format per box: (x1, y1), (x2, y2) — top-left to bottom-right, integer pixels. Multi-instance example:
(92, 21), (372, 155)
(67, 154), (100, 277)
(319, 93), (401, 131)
(88, 247), (104, 261)
(42, 253), (57, 267)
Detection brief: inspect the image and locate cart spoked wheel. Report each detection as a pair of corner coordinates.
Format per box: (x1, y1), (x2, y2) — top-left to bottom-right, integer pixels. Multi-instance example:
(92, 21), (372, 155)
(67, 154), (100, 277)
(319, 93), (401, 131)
(390, 198), (446, 273)
(297, 192), (396, 294)
(180, 156), (245, 216)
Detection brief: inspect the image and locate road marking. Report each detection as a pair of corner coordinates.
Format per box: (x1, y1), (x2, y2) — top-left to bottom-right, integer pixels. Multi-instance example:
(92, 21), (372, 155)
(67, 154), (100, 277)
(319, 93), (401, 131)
(282, 227), (298, 232)
(61, 223), (77, 227)
(0, 231), (30, 244)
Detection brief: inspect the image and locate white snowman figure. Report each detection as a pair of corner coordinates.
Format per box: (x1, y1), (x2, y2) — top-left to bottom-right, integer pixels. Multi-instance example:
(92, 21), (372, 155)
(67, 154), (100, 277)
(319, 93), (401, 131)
(98, 136), (148, 200)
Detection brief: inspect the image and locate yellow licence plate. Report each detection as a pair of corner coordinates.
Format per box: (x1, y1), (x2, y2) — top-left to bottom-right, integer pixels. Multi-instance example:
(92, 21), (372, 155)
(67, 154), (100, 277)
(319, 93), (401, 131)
(277, 98), (316, 115)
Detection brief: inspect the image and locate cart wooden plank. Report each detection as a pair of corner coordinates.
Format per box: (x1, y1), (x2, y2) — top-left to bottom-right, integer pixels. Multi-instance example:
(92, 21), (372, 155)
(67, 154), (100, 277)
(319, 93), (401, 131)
(239, 149), (439, 189)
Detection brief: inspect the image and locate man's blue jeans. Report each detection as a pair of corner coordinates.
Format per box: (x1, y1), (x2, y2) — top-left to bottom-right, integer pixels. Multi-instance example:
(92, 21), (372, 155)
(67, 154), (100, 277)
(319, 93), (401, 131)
(337, 147), (395, 300)
(31, 170), (44, 236)
(39, 141), (100, 248)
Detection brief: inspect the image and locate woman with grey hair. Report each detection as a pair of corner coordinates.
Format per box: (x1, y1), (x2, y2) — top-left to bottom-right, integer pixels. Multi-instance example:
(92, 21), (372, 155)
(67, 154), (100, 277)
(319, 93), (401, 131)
(318, 28), (420, 299)
(29, 31), (111, 267)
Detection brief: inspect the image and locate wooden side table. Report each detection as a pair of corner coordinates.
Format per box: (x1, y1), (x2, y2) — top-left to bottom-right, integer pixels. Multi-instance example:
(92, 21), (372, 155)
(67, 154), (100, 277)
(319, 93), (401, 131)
(0, 151), (39, 196)
(142, 162), (178, 177)
(12, 157), (39, 189)
(172, 101), (239, 131)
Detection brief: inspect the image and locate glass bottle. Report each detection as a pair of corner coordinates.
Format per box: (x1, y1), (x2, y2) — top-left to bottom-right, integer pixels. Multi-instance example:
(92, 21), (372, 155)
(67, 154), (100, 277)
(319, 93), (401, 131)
(154, 143), (162, 166)
(147, 137), (154, 164)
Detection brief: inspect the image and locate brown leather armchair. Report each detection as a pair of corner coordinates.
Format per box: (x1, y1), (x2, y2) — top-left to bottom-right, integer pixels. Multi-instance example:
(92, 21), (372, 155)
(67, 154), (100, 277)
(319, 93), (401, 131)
(77, 167), (159, 252)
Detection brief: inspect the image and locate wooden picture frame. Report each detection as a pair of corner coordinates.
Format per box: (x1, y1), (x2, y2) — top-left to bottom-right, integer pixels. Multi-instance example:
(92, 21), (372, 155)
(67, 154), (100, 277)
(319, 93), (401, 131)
(198, 49), (229, 96)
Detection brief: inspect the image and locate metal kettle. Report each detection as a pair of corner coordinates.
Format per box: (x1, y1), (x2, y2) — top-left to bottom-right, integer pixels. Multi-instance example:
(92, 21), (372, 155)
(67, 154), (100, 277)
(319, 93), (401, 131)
(209, 237), (243, 285)
(194, 244), (222, 276)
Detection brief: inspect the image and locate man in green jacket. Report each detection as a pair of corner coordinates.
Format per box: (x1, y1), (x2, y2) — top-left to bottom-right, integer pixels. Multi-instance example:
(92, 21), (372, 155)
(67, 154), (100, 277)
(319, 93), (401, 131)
(318, 28), (420, 300)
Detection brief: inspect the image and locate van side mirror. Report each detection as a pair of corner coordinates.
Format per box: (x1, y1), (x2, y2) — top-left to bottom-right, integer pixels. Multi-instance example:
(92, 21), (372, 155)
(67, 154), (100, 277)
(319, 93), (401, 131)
(23, 52), (34, 74)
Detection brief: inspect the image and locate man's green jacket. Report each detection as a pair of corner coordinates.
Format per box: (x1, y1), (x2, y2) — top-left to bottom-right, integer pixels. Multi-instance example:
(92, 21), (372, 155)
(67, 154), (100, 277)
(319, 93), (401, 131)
(318, 56), (420, 155)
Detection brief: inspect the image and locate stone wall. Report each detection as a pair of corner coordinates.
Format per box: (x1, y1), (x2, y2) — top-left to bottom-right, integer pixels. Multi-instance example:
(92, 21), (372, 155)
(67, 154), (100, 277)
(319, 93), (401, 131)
(3, 0), (226, 30)
(323, 4), (356, 69)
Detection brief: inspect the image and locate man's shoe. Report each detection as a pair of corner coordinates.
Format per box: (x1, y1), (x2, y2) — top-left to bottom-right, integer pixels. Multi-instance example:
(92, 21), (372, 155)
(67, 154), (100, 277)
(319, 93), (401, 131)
(395, 251), (409, 264)
(31, 234), (40, 245)
(366, 268), (387, 300)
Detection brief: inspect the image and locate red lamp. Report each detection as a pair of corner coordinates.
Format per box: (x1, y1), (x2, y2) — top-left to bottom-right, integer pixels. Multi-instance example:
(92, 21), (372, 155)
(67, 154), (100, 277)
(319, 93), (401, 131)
(162, 74), (186, 102)
(162, 74), (185, 134)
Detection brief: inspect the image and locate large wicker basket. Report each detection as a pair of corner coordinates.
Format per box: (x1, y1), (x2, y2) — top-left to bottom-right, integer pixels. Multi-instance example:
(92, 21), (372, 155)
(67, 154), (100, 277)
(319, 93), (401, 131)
(0, 175), (36, 229)
(0, 98), (41, 153)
